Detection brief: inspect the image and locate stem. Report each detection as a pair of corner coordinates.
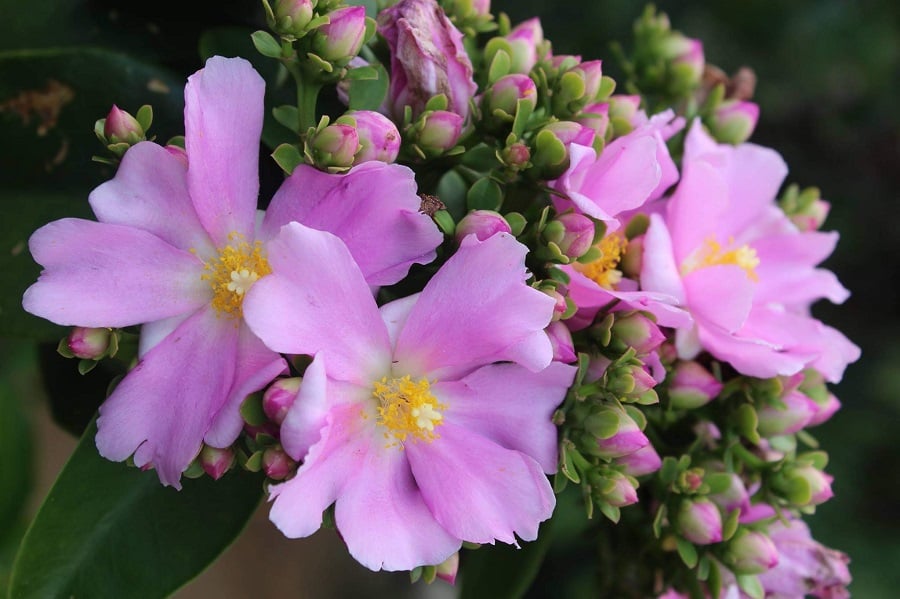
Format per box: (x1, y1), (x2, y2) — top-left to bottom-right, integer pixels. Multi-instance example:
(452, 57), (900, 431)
(284, 61), (323, 133)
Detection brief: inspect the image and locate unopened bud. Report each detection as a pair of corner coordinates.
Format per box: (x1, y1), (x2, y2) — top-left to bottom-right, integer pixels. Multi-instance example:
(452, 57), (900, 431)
(263, 377), (302, 425)
(542, 121), (595, 147)
(308, 123), (360, 169)
(711, 100), (759, 145)
(578, 102), (610, 139)
(313, 5), (367, 63)
(586, 406), (649, 460)
(104, 105), (144, 145)
(484, 74), (538, 118)
(67, 327), (111, 360)
(668, 36), (704, 85)
(501, 142), (530, 170)
(617, 444), (662, 476)
(435, 552), (460, 585)
(757, 390), (818, 437)
(273, 0), (315, 38)
(610, 312), (665, 355)
(725, 530), (779, 575)
(592, 469), (639, 507)
(455, 210), (511, 242)
(505, 18), (544, 74)
(546, 320), (576, 363)
(342, 110), (401, 164)
(263, 446), (295, 480)
(554, 213), (595, 259)
(709, 472), (750, 513)
(668, 361), (722, 409)
(677, 498), (723, 545)
(417, 110), (464, 153)
(199, 445), (235, 480)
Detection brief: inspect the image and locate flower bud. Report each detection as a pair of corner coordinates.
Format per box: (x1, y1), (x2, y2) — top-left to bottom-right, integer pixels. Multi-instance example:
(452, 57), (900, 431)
(585, 406), (649, 460)
(739, 502), (777, 525)
(667, 36), (704, 85)
(308, 123), (360, 169)
(592, 470), (639, 507)
(435, 552), (459, 585)
(273, 0), (315, 38)
(67, 327), (111, 360)
(342, 110), (401, 164)
(807, 392), (841, 427)
(617, 444), (662, 477)
(543, 289), (568, 321)
(668, 361), (723, 409)
(199, 445), (234, 480)
(455, 210), (511, 242)
(313, 6), (367, 63)
(578, 102), (610, 140)
(791, 198), (831, 232)
(103, 105), (144, 145)
(542, 121), (595, 148)
(263, 377), (302, 425)
(775, 465), (834, 507)
(608, 95), (642, 125)
(709, 472), (750, 513)
(573, 60), (604, 104)
(505, 18), (544, 74)
(417, 110), (464, 153)
(757, 390), (818, 437)
(378, 0), (477, 120)
(546, 321), (576, 363)
(554, 213), (595, 259)
(711, 100), (760, 145)
(725, 530), (779, 575)
(501, 142), (530, 170)
(164, 143), (189, 167)
(484, 74), (538, 117)
(610, 312), (665, 355)
(263, 446), (295, 480)
(677, 498), (723, 545)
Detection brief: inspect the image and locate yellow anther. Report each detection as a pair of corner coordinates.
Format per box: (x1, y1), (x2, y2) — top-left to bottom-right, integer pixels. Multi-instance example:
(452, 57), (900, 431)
(203, 233), (271, 318)
(372, 375), (446, 447)
(682, 237), (760, 282)
(572, 233), (628, 289)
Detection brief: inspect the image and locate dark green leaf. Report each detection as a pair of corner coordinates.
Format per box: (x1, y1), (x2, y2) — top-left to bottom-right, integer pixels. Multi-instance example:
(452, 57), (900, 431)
(0, 344), (35, 552)
(346, 62), (389, 112)
(466, 177), (503, 211)
(8, 421), (264, 599)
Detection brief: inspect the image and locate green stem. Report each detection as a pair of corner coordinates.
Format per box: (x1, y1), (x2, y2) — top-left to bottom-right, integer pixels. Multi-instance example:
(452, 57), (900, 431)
(284, 61), (323, 133)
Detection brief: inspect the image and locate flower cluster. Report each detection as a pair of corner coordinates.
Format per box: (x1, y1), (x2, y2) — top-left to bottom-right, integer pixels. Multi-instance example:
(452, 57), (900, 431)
(23, 0), (858, 595)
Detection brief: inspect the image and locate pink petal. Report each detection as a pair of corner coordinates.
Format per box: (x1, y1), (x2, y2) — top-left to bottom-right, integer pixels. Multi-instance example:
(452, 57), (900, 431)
(95, 306), (238, 487)
(89, 141), (214, 256)
(334, 436), (461, 571)
(666, 159), (729, 261)
(641, 215), (687, 304)
(243, 222), (391, 384)
(394, 233), (554, 380)
(683, 265), (755, 333)
(262, 162), (442, 286)
(753, 231), (849, 306)
(184, 56), (264, 245)
(435, 361), (575, 473)
(407, 422), (555, 545)
(719, 142), (788, 237)
(23, 218), (208, 327)
(379, 294), (419, 350)
(204, 324), (287, 447)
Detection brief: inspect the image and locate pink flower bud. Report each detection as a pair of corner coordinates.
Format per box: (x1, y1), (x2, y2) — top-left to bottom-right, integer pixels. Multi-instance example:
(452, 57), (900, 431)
(712, 100), (760, 144)
(502, 142), (530, 170)
(757, 390), (818, 437)
(608, 94), (642, 124)
(617, 444), (662, 476)
(554, 213), (595, 259)
(455, 210), (511, 242)
(586, 407), (649, 460)
(67, 326), (111, 359)
(485, 73), (538, 117)
(726, 530), (779, 575)
(595, 470), (639, 507)
(668, 361), (723, 409)
(309, 123), (360, 168)
(435, 552), (459, 585)
(573, 60), (604, 103)
(542, 121), (595, 149)
(199, 445), (234, 480)
(263, 377), (302, 425)
(345, 110), (401, 164)
(790, 198), (831, 232)
(378, 0), (477, 120)
(807, 392), (841, 427)
(546, 321), (576, 363)
(543, 289), (568, 321)
(263, 446), (295, 480)
(313, 6), (367, 62)
(795, 466), (834, 506)
(578, 102), (610, 139)
(274, 0), (315, 37)
(669, 37), (704, 84)
(709, 472), (750, 513)
(611, 312), (665, 355)
(677, 498), (723, 545)
(505, 18), (544, 74)
(417, 110), (464, 152)
(103, 105), (144, 144)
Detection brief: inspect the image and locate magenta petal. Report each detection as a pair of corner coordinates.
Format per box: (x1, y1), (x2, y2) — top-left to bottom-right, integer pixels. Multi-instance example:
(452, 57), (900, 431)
(89, 141), (214, 255)
(395, 233), (554, 379)
(335, 438), (461, 571)
(184, 56), (264, 245)
(666, 160), (729, 261)
(408, 423), (555, 545)
(263, 162), (442, 286)
(95, 306), (238, 487)
(269, 404), (369, 538)
(243, 222), (391, 384)
(23, 219), (208, 327)
(204, 324), (287, 447)
(683, 265), (754, 333)
(435, 361), (575, 473)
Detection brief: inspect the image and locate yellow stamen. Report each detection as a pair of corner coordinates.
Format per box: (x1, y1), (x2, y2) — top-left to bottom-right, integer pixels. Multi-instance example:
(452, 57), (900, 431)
(573, 233), (628, 289)
(203, 233), (271, 318)
(372, 375), (446, 447)
(682, 237), (760, 281)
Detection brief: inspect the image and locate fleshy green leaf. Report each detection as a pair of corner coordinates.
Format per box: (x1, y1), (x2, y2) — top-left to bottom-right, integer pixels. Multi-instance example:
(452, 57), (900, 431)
(250, 30), (282, 59)
(346, 61), (389, 111)
(8, 421), (264, 599)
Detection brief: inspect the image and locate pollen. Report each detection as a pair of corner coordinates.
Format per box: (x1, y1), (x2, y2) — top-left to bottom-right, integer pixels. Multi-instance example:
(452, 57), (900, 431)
(372, 375), (446, 447)
(682, 237), (760, 281)
(203, 233), (272, 318)
(572, 233), (628, 289)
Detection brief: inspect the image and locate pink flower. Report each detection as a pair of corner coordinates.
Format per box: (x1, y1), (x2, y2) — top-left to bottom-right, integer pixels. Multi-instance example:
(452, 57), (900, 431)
(759, 518), (851, 598)
(378, 0), (478, 121)
(243, 226), (575, 571)
(640, 122), (860, 382)
(22, 57), (442, 487)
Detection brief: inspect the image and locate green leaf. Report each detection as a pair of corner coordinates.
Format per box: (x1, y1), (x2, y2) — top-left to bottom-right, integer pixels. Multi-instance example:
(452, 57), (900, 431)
(8, 421), (264, 599)
(0, 344), (35, 551)
(251, 30), (283, 59)
(346, 61), (389, 112)
(675, 537), (699, 569)
(466, 177), (503, 211)
(271, 143), (304, 175)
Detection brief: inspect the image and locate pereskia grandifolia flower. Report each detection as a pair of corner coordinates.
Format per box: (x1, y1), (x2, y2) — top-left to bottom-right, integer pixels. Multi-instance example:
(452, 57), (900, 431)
(242, 224), (576, 571)
(22, 56), (442, 487)
(640, 121), (860, 382)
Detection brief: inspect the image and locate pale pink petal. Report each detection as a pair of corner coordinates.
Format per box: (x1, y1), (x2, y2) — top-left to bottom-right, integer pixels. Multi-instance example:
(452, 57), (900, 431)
(138, 313), (191, 356)
(89, 141), (214, 256)
(205, 324), (287, 447)
(698, 318), (811, 380)
(184, 56), (264, 245)
(641, 215), (687, 304)
(269, 404), (371, 538)
(753, 231), (850, 306)
(407, 422), (555, 545)
(243, 222), (391, 384)
(379, 294), (419, 350)
(720, 142), (788, 237)
(666, 159), (729, 261)
(435, 361), (575, 473)
(394, 233), (554, 380)
(23, 219), (208, 327)
(683, 265), (755, 333)
(335, 437), (461, 571)
(262, 162), (442, 286)
(95, 306), (238, 487)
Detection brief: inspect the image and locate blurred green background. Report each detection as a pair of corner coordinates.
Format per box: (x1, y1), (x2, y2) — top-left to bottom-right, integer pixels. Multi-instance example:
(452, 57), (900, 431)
(1, 0), (897, 597)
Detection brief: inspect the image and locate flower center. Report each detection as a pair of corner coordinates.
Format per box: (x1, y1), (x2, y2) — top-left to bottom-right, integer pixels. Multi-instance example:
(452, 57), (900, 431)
(573, 233), (627, 289)
(682, 237), (759, 281)
(203, 233), (272, 318)
(372, 375), (446, 447)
